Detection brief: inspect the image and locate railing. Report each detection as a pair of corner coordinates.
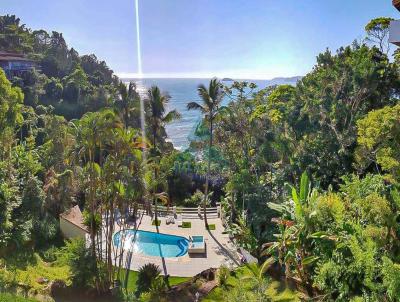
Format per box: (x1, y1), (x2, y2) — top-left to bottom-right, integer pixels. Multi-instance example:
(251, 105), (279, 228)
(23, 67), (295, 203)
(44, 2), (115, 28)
(137, 204), (221, 219)
(220, 204), (227, 227)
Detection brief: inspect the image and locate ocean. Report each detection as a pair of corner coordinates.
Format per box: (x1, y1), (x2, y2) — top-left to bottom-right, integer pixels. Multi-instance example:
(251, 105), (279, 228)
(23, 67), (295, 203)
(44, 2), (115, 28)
(123, 77), (301, 151)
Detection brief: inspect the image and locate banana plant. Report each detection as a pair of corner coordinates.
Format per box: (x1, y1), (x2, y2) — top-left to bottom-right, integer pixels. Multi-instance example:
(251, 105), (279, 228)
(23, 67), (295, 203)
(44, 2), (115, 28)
(241, 257), (275, 302)
(266, 171), (320, 290)
(291, 171), (310, 222)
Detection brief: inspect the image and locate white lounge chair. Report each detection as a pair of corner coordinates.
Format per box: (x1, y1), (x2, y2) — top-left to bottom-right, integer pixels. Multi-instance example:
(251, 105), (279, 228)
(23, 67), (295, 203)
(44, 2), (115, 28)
(188, 236), (206, 254)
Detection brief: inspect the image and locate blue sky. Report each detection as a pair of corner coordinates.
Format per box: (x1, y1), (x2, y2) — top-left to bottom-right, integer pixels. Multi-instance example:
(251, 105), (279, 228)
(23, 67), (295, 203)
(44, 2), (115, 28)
(1, 0), (399, 79)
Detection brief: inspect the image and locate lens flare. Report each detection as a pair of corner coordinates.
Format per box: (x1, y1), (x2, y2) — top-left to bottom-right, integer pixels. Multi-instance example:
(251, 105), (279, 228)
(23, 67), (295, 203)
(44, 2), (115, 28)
(135, 0), (142, 77)
(134, 0), (146, 161)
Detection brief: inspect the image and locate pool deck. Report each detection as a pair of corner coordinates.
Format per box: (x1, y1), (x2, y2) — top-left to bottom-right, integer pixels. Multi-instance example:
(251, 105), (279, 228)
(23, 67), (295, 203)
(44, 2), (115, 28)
(114, 214), (241, 277)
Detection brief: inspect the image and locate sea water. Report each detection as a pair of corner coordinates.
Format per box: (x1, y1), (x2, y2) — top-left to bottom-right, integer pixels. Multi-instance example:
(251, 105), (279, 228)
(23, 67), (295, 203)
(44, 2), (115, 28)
(124, 78), (298, 151)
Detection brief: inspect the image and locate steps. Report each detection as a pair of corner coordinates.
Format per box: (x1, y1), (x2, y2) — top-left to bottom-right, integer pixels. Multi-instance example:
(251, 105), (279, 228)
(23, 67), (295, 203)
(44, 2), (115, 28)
(137, 204), (220, 220)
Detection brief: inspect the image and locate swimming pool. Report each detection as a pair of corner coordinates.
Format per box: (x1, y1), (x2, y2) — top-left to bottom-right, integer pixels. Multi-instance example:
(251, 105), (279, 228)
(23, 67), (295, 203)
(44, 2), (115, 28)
(113, 230), (189, 258)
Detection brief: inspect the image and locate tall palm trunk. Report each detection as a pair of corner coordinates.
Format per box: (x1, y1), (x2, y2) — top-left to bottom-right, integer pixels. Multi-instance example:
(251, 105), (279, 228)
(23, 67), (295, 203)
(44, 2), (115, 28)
(89, 151), (96, 258)
(203, 118), (213, 227)
(153, 129), (158, 223)
(154, 167), (158, 224)
(88, 150), (100, 291)
(107, 197), (115, 285)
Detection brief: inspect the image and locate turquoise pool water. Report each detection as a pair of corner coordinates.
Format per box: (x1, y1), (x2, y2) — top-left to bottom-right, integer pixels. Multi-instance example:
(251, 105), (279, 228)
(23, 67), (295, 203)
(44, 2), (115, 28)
(113, 230), (189, 258)
(191, 236), (204, 248)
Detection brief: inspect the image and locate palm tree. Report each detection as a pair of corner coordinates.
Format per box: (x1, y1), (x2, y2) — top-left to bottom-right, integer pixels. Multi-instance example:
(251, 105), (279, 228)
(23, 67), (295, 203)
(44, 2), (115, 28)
(103, 127), (144, 285)
(114, 81), (140, 128)
(69, 109), (121, 291)
(187, 78), (224, 227)
(146, 86), (180, 221)
(136, 263), (162, 297)
(146, 86), (181, 151)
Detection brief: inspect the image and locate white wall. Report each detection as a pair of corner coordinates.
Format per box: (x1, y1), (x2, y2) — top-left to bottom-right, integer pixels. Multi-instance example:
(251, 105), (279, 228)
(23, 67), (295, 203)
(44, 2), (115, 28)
(390, 20), (400, 46)
(60, 217), (87, 239)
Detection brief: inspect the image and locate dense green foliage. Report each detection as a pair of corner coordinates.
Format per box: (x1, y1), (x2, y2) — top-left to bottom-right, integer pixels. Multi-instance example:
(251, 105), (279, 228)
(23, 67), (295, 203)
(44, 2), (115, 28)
(206, 42), (400, 254)
(356, 104), (400, 181)
(204, 265), (300, 302)
(0, 14), (122, 120)
(264, 173), (400, 300)
(57, 238), (98, 288)
(199, 16), (400, 301)
(118, 268), (188, 295)
(0, 14), (172, 299)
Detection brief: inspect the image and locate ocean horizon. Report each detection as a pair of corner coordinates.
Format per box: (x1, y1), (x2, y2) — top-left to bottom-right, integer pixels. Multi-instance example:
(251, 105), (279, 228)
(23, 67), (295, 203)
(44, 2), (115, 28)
(123, 77), (301, 150)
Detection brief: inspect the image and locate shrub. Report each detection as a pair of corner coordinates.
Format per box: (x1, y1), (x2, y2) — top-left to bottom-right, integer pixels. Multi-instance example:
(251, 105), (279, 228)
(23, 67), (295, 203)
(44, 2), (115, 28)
(33, 214), (60, 248)
(313, 193), (345, 228)
(183, 190), (212, 207)
(138, 292), (151, 302)
(0, 273), (6, 292)
(57, 238), (97, 288)
(181, 222), (191, 228)
(218, 265), (230, 287)
(382, 256), (400, 300)
(136, 263), (161, 297)
(147, 277), (167, 301)
(206, 224), (216, 230)
(222, 282), (257, 302)
(40, 245), (59, 262)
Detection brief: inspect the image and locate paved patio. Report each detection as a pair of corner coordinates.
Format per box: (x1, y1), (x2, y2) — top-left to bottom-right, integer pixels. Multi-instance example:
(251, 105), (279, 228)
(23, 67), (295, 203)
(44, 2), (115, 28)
(114, 214), (240, 277)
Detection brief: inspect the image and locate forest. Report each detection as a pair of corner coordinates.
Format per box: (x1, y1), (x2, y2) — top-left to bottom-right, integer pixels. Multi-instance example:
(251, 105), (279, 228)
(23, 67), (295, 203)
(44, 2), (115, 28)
(1, 14), (400, 302)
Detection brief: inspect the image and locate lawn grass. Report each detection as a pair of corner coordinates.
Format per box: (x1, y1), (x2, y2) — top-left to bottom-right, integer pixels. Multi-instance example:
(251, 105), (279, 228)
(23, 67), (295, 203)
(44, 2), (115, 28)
(181, 221), (191, 228)
(206, 224), (216, 230)
(117, 268), (190, 293)
(0, 293), (39, 302)
(203, 266), (300, 302)
(152, 219), (161, 226)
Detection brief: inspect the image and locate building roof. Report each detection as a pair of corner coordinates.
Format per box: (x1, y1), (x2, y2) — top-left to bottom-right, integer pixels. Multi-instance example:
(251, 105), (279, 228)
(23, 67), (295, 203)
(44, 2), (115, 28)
(0, 51), (34, 62)
(394, 0), (400, 11)
(60, 205), (89, 233)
